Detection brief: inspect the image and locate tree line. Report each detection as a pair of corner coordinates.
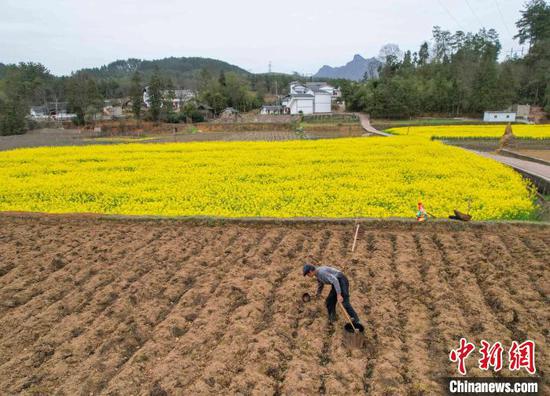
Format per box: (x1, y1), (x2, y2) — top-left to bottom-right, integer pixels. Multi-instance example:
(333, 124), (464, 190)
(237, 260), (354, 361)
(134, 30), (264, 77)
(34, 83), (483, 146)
(1, 0), (547, 135)
(342, 0), (550, 119)
(0, 63), (294, 135)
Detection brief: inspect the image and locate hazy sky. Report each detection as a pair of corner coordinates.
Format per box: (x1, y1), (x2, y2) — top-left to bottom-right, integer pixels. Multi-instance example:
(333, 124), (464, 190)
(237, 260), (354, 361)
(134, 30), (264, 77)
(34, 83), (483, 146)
(1, 0), (527, 76)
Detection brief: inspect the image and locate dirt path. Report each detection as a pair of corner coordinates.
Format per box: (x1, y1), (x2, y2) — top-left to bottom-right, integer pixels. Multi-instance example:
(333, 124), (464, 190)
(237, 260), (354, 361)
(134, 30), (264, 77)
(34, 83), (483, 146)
(475, 151), (550, 180)
(356, 114), (392, 137)
(0, 214), (548, 395)
(514, 150), (550, 162)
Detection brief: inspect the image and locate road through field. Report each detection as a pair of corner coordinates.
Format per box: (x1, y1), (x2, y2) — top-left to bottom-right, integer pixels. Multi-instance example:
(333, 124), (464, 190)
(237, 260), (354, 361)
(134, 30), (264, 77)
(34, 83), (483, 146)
(356, 113), (392, 137)
(0, 214), (548, 395)
(476, 151), (550, 180)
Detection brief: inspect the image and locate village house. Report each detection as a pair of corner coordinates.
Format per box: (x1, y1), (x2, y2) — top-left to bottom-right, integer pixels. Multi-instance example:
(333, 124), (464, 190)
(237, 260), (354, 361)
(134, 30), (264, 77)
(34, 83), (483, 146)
(483, 110), (517, 122)
(281, 81), (337, 115)
(102, 99), (124, 119)
(30, 102), (76, 120)
(510, 104), (530, 119)
(143, 87), (195, 110)
(305, 82), (341, 99)
(218, 107), (241, 121)
(260, 105), (283, 115)
(197, 103), (215, 120)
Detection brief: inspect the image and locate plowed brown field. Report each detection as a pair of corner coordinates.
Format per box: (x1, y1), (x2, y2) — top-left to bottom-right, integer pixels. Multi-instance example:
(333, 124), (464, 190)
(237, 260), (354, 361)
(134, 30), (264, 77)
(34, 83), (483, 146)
(0, 214), (548, 395)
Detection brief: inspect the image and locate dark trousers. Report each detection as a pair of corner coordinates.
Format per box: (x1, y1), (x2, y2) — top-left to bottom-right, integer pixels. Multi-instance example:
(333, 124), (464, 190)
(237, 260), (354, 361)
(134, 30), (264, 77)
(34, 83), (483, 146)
(326, 274), (360, 323)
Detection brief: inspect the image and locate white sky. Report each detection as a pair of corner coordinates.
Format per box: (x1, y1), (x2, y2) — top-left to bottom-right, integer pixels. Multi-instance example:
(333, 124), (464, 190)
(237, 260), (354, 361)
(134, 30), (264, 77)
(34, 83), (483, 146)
(0, 0), (526, 76)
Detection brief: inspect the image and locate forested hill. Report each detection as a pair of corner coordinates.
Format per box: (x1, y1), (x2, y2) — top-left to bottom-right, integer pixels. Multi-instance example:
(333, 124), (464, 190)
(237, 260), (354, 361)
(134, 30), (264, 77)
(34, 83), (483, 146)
(78, 57), (250, 80)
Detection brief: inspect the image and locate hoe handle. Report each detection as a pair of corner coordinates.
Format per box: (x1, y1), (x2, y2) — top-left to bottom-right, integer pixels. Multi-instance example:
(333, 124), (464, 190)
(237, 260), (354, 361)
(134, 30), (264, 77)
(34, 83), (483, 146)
(351, 224), (360, 253)
(338, 301), (357, 333)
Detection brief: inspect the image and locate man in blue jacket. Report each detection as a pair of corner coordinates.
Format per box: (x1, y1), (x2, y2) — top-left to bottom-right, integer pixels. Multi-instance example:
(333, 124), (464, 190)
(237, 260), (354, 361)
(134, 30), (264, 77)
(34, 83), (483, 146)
(303, 264), (361, 325)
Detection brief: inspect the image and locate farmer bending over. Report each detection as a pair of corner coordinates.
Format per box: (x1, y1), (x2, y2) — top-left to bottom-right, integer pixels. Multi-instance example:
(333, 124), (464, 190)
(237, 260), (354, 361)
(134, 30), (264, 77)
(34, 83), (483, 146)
(303, 264), (361, 326)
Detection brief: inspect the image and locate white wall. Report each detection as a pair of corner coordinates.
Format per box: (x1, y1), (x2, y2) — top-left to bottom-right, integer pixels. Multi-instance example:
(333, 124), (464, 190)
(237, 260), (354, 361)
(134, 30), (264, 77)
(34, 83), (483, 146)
(483, 112), (516, 122)
(314, 93), (332, 113)
(291, 98), (314, 115)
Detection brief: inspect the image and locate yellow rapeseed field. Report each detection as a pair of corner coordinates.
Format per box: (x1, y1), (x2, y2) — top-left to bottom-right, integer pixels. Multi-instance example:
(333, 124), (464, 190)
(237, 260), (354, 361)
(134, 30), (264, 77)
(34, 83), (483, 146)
(388, 124), (550, 139)
(0, 137), (537, 219)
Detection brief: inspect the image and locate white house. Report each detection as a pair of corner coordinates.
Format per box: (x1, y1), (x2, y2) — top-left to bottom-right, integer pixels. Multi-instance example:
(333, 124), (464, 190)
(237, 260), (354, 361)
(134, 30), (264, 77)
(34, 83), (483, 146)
(483, 111), (516, 122)
(143, 87), (195, 110)
(305, 82), (341, 99)
(30, 106), (49, 119)
(281, 81), (335, 115)
(509, 104), (530, 121)
(260, 105), (283, 115)
(29, 102), (76, 120)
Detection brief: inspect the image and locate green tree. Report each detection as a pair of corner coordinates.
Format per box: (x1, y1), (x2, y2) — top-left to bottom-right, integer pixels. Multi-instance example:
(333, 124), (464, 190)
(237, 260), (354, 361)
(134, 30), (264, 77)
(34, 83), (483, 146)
(162, 78), (176, 122)
(67, 73), (103, 125)
(147, 67), (164, 122)
(198, 68), (212, 92)
(85, 78), (103, 123)
(0, 62), (51, 135)
(202, 90), (227, 115)
(515, 0), (550, 47)
(0, 93), (27, 135)
(418, 42), (430, 66)
(515, 0), (550, 107)
(129, 71), (143, 120)
(218, 71), (226, 87)
(180, 101), (204, 123)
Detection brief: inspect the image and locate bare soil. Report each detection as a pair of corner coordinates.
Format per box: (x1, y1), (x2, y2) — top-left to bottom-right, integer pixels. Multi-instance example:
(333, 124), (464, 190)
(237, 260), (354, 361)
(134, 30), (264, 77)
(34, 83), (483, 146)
(0, 129), (364, 151)
(513, 150), (550, 162)
(0, 214), (548, 395)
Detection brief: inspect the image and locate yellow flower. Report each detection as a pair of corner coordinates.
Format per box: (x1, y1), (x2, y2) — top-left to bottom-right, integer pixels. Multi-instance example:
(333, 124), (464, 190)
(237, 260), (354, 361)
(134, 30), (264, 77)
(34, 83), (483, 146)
(388, 124), (550, 139)
(0, 137), (537, 220)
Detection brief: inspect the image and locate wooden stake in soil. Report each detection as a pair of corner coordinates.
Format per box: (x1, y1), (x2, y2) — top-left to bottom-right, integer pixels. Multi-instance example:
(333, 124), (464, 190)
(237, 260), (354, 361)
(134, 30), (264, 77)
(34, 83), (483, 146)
(351, 223), (360, 253)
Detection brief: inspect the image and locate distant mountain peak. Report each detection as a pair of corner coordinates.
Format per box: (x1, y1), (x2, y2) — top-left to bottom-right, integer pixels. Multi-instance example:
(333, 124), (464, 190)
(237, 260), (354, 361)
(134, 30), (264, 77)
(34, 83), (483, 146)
(314, 54), (381, 81)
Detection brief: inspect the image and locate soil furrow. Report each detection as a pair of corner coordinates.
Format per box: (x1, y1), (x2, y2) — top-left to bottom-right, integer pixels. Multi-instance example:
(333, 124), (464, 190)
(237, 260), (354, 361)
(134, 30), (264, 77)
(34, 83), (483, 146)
(411, 232), (445, 377)
(476, 234), (547, 341)
(317, 228), (367, 395)
(429, 234), (479, 327)
(236, 230), (317, 394)
(351, 233), (378, 395)
(0, 228), (208, 369)
(80, 227), (237, 391)
(0, 218), (548, 395)
(518, 235), (550, 263)
(393, 233), (442, 393)
(455, 233), (549, 384)
(132, 229), (275, 394)
(99, 230), (251, 394)
(414, 233), (474, 377)
(2, 228), (218, 394)
(356, 233), (404, 394)
(499, 234), (549, 303)
(0, 228), (164, 322)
